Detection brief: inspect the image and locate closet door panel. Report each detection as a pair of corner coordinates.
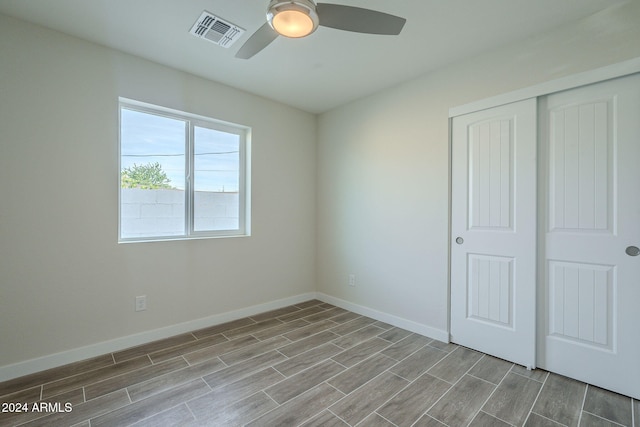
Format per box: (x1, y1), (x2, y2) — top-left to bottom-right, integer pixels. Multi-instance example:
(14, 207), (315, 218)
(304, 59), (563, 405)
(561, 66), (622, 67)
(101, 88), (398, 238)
(540, 73), (640, 399)
(451, 98), (537, 369)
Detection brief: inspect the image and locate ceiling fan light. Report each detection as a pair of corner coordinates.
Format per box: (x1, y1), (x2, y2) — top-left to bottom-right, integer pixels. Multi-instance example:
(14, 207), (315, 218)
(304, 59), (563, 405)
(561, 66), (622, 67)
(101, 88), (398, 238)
(272, 10), (313, 38)
(267, 0), (319, 38)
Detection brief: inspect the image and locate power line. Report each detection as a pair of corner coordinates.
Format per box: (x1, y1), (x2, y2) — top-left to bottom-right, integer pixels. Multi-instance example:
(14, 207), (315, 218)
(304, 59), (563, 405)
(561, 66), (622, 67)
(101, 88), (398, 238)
(122, 154), (183, 157)
(122, 151), (238, 157)
(196, 151), (239, 155)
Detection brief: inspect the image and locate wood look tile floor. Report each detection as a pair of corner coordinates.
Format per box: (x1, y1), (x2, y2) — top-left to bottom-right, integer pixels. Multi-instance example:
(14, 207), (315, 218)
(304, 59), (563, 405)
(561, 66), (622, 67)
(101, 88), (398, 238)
(1, 300), (637, 427)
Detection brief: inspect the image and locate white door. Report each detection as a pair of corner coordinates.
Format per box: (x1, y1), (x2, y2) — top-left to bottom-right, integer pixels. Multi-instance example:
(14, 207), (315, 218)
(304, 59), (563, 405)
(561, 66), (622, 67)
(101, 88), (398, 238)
(451, 98), (537, 369)
(539, 73), (640, 399)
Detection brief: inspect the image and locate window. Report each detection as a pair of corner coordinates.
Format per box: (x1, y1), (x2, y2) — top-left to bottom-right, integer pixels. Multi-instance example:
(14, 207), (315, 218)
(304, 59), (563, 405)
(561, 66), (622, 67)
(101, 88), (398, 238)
(119, 99), (250, 242)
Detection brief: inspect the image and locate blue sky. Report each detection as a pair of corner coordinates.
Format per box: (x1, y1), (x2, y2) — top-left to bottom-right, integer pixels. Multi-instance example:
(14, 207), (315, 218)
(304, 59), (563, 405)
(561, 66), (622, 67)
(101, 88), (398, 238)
(120, 108), (240, 192)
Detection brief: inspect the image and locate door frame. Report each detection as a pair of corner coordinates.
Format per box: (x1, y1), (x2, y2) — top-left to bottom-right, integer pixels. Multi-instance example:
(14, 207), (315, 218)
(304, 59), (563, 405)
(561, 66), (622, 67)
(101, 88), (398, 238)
(448, 57), (640, 341)
(448, 60), (640, 401)
(450, 99), (538, 369)
(535, 73), (640, 399)
(449, 57), (640, 119)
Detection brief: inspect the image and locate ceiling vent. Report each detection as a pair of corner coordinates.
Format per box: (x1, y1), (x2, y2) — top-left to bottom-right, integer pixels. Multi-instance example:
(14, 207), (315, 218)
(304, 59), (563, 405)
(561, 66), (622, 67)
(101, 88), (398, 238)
(190, 11), (245, 48)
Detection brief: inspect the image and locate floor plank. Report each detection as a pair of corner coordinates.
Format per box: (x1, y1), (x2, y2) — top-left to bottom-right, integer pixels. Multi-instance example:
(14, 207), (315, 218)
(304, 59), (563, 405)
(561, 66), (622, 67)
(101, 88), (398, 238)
(0, 354), (114, 398)
(128, 404), (195, 427)
(126, 357), (225, 402)
(19, 389), (130, 427)
(42, 356), (151, 399)
(482, 372), (543, 426)
(427, 346), (484, 384)
(389, 345), (449, 381)
(377, 373), (451, 427)
(468, 355), (513, 385)
(329, 371), (408, 426)
(273, 343), (343, 377)
(531, 373), (586, 427)
(245, 383), (344, 426)
(187, 367), (284, 420)
(91, 379), (209, 427)
(264, 359), (345, 404)
(583, 385), (633, 427)
(0, 301), (636, 427)
(427, 374), (496, 426)
(327, 353), (397, 395)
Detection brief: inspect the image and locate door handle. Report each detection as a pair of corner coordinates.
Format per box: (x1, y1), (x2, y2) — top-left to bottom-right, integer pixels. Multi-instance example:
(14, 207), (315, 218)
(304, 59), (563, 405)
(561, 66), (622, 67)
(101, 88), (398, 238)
(456, 237), (464, 245)
(625, 246), (640, 256)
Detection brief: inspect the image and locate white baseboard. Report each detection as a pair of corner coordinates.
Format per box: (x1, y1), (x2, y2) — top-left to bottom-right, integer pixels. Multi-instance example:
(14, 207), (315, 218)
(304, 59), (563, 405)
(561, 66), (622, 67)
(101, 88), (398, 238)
(0, 293), (316, 383)
(0, 292), (449, 383)
(316, 293), (449, 343)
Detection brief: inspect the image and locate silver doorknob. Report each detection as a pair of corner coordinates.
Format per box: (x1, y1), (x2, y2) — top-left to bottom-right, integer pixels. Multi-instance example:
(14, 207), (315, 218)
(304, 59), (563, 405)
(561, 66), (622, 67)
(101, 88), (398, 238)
(625, 246), (640, 256)
(456, 237), (464, 245)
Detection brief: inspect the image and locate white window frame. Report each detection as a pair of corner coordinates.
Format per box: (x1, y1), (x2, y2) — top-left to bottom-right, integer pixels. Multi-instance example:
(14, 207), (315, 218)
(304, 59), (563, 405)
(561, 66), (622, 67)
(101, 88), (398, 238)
(118, 98), (250, 242)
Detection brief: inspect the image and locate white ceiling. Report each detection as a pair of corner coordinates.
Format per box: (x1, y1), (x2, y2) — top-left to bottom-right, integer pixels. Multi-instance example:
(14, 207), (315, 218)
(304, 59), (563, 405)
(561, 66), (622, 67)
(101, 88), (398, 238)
(0, 0), (626, 113)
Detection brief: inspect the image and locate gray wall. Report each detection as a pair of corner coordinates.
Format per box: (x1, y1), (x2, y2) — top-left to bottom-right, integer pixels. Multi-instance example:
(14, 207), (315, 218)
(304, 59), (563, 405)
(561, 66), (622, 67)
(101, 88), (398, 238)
(2, 1), (640, 375)
(317, 2), (640, 337)
(0, 13), (316, 369)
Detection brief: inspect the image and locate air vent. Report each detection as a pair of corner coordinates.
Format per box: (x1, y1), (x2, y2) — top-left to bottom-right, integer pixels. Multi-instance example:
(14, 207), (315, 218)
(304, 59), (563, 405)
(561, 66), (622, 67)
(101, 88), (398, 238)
(189, 11), (245, 48)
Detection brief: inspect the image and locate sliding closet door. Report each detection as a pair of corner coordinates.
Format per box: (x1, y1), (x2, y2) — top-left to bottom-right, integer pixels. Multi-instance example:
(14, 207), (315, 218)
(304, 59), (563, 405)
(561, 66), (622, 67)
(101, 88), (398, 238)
(451, 99), (537, 368)
(539, 73), (640, 399)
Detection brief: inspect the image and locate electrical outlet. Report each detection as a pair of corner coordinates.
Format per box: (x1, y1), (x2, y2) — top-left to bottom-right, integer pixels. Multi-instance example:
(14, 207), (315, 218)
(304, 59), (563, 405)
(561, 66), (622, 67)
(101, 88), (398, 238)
(348, 274), (356, 287)
(135, 295), (147, 312)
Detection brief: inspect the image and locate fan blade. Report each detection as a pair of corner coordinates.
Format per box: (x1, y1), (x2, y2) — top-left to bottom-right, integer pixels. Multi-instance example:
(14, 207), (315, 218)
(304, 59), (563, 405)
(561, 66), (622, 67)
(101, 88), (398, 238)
(235, 22), (279, 59)
(316, 3), (406, 35)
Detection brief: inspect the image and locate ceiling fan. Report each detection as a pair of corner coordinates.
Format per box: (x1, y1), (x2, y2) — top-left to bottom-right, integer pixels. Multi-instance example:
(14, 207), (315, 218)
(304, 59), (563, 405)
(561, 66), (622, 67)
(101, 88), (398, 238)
(236, 0), (407, 59)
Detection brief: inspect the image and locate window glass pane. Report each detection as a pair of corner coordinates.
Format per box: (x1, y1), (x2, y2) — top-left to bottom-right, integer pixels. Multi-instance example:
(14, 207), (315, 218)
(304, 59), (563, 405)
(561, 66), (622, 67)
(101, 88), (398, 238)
(120, 109), (186, 238)
(193, 126), (240, 231)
